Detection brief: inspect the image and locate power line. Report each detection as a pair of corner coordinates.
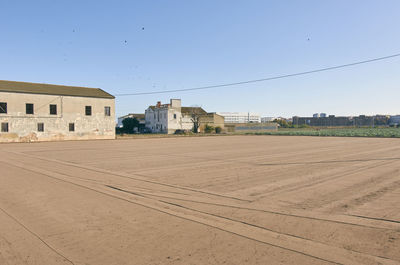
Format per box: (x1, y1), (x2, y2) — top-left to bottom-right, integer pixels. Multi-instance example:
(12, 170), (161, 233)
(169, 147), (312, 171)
(115, 53), (400, 96)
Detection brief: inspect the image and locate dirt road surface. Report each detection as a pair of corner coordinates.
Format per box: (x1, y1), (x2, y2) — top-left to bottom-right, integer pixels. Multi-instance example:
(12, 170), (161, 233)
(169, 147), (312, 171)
(0, 135), (399, 265)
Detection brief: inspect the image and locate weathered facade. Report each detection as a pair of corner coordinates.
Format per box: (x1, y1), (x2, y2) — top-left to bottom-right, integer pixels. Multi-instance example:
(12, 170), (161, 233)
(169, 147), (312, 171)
(0, 80), (115, 142)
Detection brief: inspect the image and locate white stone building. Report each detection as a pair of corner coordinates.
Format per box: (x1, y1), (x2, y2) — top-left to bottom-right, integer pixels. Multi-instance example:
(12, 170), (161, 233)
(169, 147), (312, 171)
(145, 99), (184, 134)
(0, 80), (115, 142)
(217, 112), (261, 123)
(145, 99), (224, 134)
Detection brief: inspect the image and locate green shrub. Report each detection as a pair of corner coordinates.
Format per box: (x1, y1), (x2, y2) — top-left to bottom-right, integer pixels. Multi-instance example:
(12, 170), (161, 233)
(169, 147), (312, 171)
(251, 127), (400, 138)
(204, 124), (214, 133)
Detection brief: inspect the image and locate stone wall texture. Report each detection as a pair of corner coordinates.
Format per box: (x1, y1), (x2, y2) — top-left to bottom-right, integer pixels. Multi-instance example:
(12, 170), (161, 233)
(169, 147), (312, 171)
(0, 92), (115, 142)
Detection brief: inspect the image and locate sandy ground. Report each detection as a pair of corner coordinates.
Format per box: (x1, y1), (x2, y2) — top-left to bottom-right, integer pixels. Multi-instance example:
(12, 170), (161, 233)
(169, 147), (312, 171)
(0, 135), (399, 265)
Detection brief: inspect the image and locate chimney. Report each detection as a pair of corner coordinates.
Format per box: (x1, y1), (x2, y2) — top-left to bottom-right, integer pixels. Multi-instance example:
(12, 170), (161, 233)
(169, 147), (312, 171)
(156, 101), (161, 108)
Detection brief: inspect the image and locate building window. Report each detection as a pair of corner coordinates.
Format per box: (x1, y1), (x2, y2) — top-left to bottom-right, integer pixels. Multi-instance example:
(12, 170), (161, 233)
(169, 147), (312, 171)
(174, 114), (177, 119)
(69, 123), (75, 132)
(85, 106), (92, 116)
(104, 106), (111, 116)
(26, 103), (34, 114)
(1, 122), (8, 132)
(50, 104), (57, 115)
(37, 123), (44, 132)
(0, 102), (7, 114)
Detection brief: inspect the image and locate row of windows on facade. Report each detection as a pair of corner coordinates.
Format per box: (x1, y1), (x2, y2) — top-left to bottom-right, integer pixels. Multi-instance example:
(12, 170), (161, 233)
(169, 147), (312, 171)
(0, 102), (111, 116)
(152, 112), (177, 121)
(0, 122), (76, 133)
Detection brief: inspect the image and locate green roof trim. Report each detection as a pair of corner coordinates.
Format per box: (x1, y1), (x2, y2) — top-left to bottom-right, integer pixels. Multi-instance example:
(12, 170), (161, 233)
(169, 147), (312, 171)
(0, 80), (115, 99)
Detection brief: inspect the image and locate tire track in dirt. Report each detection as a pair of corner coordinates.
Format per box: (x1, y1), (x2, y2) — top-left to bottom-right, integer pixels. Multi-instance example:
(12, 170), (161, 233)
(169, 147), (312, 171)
(4, 150), (251, 203)
(4, 150), (399, 231)
(1, 157), (399, 265)
(258, 159), (395, 199)
(0, 158), (343, 265)
(0, 207), (75, 265)
(292, 165), (400, 211)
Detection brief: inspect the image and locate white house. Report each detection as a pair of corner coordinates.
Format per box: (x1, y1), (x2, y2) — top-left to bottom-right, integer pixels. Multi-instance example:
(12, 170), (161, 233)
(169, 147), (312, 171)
(145, 99), (224, 134)
(145, 99), (185, 134)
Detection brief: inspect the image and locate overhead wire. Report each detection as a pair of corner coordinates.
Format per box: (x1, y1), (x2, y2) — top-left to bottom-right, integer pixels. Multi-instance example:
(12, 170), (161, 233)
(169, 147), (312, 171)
(114, 53), (400, 96)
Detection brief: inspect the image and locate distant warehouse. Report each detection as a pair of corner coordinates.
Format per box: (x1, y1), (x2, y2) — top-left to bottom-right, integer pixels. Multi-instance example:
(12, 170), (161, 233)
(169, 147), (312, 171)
(217, 112), (261, 123)
(0, 80), (115, 142)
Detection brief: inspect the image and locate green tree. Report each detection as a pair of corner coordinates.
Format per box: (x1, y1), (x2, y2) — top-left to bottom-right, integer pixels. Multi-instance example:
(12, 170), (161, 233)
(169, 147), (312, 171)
(273, 119), (293, 128)
(122, 117), (140, 133)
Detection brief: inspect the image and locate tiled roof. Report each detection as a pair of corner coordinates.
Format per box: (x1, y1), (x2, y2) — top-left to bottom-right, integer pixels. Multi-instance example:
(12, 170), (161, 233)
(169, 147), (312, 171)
(181, 107), (207, 115)
(0, 80), (114, 99)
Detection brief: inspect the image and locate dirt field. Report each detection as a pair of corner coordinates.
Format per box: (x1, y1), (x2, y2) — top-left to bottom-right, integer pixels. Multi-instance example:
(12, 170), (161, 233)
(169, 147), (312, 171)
(0, 135), (399, 265)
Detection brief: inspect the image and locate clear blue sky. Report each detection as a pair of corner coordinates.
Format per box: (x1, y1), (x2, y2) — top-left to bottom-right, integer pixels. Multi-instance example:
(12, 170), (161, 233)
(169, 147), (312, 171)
(1, 0), (399, 118)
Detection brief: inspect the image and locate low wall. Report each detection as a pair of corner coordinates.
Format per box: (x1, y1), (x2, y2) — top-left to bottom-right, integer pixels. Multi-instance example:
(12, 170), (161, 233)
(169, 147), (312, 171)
(225, 123), (278, 133)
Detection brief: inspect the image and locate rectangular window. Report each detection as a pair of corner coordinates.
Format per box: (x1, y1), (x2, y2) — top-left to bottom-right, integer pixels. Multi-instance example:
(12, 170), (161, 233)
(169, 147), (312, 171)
(0, 102), (7, 114)
(1, 122), (8, 132)
(174, 114), (177, 119)
(69, 123), (75, 132)
(85, 106), (92, 116)
(26, 103), (34, 114)
(50, 104), (57, 115)
(37, 123), (44, 132)
(104, 106), (111, 116)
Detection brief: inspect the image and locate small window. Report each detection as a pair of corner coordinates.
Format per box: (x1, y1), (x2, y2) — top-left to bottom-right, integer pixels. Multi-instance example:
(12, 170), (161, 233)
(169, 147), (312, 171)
(104, 106), (111, 116)
(26, 103), (34, 114)
(37, 123), (44, 132)
(174, 114), (177, 119)
(69, 123), (75, 132)
(0, 102), (7, 114)
(50, 104), (57, 115)
(85, 106), (92, 116)
(1, 122), (8, 132)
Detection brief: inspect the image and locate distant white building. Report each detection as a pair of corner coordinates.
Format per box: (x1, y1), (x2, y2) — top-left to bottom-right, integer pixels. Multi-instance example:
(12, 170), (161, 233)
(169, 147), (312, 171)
(261, 117), (275, 123)
(145, 99), (224, 134)
(217, 112), (260, 123)
(117, 113), (145, 128)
